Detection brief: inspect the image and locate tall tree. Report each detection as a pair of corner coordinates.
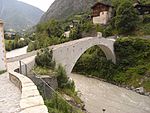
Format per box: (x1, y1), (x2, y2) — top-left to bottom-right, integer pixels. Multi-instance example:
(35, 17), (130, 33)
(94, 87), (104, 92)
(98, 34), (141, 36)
(114, 0), (139, 34)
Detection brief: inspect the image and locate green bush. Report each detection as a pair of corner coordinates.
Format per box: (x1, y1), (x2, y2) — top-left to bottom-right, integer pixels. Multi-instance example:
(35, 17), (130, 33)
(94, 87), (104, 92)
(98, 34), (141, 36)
(27, 40), (39, 52)
(56, 65), (75, 92)
(35, 48), (55, 69)
(114, 0), (139, 34)
(37, 19), (63, 38)
(69, 26), (82, 40)
(5, 40), (14, 51)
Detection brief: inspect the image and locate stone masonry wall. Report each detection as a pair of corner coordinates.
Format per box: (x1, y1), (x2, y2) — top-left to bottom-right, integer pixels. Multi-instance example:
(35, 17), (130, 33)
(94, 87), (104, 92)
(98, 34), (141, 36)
(9, 71), (48, 113)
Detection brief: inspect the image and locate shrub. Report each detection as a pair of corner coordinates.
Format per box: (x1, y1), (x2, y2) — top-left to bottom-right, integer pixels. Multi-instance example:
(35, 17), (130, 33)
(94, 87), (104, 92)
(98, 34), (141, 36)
(69, 26), (82, 40)
(45, 93), (80, 113)
(27, 40), (39, 52)
(56, 65), (75, 92)
(113, 0), (139, 34)
(35, 48), (55, 69)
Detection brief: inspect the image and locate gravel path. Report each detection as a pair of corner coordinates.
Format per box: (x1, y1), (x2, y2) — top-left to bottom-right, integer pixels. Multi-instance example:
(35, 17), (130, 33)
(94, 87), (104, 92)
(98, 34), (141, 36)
(0, 72), (21, 113)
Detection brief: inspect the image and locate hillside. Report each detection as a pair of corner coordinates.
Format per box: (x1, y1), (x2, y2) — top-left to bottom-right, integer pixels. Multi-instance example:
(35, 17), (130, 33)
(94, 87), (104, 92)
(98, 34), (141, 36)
(40, 0), (112, 22)
(0, 0), (44, 31)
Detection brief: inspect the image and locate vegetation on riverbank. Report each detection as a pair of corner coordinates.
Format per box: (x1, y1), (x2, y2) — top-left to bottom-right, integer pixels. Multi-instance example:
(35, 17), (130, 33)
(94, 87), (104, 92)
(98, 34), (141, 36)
(45, 93), (83, 113)
(34, 48), (84, 113)
(74, 37), (150, 92)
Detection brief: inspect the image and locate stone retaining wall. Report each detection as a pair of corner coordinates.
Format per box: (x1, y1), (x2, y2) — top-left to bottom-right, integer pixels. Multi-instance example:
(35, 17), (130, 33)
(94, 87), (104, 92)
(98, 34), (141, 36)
(29, 75), (58, 99)
(9, 71), (48, 113)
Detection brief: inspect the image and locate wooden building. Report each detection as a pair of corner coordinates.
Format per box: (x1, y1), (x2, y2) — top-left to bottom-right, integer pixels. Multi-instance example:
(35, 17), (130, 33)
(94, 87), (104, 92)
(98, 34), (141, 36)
(91, 2), (113, 25)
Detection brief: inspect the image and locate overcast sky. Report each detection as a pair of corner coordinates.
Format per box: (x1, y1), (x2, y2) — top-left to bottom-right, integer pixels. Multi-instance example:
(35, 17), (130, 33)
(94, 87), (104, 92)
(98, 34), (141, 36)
(18, 0), (55, 12)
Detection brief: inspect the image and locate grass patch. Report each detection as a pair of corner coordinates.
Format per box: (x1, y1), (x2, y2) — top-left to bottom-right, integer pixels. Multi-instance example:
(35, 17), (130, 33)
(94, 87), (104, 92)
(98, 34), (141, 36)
(33, 66), (55, 76)
(45, 93), (83, 113)
(143, 80), (150, 92)
(59, 88), (82, 105)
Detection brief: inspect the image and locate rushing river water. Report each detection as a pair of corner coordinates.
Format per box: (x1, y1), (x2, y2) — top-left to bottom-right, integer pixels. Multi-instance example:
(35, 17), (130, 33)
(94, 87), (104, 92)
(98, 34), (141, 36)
(70, 73), (150, 113)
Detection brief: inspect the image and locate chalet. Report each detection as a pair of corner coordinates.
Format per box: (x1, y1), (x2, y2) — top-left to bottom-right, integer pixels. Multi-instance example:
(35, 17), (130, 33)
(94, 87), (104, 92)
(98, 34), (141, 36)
(91, 2), (113, 25)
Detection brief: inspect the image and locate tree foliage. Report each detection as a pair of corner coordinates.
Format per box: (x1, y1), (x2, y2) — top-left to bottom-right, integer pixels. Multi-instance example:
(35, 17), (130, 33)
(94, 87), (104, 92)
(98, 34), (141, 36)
(35, 48), (55, 69)
(56, 65), (75, 92)
(113, 0), (139, 34)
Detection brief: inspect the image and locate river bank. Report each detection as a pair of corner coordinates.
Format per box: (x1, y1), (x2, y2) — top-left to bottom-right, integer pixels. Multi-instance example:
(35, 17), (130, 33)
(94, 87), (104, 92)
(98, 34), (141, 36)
(70, 73), (150, 113)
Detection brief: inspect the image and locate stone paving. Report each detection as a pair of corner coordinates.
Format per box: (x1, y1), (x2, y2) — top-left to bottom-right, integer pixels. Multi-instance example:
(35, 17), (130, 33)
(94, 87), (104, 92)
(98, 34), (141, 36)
(0, 72), (21, 113)
(0, 44), (27, 113)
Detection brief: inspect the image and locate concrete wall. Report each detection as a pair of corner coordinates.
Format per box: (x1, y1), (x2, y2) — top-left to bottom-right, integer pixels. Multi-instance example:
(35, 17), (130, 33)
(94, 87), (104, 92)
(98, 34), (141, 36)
(93, 11), (109, 25)
(9, 71), (48, 113)
(0, 19), (7, 71)
(52, 37), (116, 75)
(20, 57), (35, 76)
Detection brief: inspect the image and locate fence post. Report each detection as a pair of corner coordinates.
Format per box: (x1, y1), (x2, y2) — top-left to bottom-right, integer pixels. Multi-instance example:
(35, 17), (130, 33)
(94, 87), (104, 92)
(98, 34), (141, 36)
(25, 64), (27, 76)
(43, 81), (46, 99)
(19, 61), (22, 74)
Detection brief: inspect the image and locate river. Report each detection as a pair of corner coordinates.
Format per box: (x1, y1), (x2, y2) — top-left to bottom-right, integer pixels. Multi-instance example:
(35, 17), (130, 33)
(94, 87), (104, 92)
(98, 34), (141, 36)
(70, 73), (150, 113)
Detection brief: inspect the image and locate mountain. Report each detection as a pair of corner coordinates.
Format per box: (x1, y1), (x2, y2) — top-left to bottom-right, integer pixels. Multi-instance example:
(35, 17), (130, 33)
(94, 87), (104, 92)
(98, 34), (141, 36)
(40, 0), (111, 22)
(0, 0), (44, 31)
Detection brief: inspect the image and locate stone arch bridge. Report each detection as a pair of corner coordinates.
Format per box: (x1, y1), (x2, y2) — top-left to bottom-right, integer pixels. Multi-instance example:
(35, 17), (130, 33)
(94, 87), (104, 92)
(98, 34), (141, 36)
(52, 37), (116, 75)
(7, 37), (116, 75)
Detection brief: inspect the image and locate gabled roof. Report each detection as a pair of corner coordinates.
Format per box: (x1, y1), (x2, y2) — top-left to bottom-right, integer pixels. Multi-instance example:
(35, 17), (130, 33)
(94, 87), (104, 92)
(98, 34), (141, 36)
(91, 2), (113, 9)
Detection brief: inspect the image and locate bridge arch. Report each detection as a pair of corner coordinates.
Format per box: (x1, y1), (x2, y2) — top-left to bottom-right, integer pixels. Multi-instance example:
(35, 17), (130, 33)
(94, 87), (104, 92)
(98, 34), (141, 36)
(52, 37), (116, 75)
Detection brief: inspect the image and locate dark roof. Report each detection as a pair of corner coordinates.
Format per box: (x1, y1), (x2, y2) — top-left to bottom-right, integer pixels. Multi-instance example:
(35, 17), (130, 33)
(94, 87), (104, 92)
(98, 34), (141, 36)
(91, 2), (113, 9)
